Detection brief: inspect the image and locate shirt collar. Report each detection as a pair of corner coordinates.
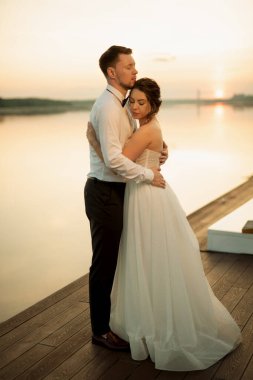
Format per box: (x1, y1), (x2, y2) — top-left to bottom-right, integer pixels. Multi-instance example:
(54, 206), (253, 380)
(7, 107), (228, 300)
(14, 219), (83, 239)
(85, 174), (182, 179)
(106, 84), (125, 103)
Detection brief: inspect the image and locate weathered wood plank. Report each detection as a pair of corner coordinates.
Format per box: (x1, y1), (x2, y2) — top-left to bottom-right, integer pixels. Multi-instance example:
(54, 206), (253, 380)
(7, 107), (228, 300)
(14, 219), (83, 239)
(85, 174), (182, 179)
(206, 254), (238, 287)
(233, 260), (253, 289)
(41, 309), (89, 347)
(231, 284), (253, 328)
(43, 342), (106, 379)
(214, 313), (253, 380)
(0, 343), (53, 380)
(0, 286), (87, 353)
(16, 328), (90, 380)
(183, 362), (221, 380)
(212, 256), (252, 299)
(201, 251), (224, 276)
(221, 286), (248, 314)
(241, 353), (253, 380)
(157, 369), (187, 379)
(71, 348), (118, 380)
(0, 302), (87, 369)
(187, 176), (253, 228)
(126, 360), (161, 379)
(99, 357), (140, 380)
(0, 275), (88, 337)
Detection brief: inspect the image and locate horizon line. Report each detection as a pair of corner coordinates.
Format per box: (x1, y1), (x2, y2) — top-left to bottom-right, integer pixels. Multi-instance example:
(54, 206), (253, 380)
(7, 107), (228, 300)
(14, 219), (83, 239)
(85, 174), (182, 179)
(1, 93), (253, 102)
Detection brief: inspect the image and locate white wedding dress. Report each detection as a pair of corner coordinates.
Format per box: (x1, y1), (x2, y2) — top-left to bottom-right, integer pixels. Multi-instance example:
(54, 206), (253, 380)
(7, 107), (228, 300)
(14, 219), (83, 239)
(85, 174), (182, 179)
(110, 149), (241, 371)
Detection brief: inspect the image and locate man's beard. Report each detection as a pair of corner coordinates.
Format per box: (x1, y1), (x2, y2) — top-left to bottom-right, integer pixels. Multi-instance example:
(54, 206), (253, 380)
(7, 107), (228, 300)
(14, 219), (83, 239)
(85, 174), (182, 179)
(120, 80), (135, 91)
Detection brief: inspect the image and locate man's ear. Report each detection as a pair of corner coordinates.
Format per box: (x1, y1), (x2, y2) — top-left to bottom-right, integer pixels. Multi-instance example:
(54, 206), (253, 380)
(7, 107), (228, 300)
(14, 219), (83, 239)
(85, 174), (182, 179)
(107, 67), (116, 79)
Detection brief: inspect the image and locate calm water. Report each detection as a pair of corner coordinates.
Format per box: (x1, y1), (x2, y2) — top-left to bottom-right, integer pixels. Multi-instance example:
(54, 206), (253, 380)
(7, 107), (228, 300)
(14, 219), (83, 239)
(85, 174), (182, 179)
(0, 104), (252, 322)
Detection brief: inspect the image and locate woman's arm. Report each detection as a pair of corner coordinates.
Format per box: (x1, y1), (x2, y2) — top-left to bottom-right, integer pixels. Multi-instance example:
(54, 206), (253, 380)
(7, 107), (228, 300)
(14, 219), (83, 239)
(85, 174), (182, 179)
(122, 128), (152, 161)
(87, 121), (155, 162)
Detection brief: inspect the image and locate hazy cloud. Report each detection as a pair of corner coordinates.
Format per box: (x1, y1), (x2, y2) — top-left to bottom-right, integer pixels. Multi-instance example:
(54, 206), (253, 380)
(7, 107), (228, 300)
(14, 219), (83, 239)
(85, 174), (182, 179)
(153, 55), (176, 63)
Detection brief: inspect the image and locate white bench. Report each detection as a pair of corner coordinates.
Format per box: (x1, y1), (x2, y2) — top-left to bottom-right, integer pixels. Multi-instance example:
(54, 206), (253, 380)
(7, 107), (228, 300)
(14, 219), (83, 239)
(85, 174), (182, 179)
(207, 199), (253, 254)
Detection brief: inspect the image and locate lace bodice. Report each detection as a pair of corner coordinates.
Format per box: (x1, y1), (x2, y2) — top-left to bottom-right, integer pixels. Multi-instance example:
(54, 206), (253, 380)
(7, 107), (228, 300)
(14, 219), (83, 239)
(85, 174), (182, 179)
(135, 149), (161, 169)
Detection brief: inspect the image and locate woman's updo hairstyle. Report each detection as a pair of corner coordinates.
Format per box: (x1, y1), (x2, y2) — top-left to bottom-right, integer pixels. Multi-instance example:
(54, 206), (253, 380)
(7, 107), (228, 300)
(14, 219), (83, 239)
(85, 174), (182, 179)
(131, 78), (162, 122)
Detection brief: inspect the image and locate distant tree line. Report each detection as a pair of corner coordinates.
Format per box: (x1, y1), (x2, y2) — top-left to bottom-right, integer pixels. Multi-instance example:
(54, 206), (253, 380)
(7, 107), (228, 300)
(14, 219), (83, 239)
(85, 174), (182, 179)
(0, 98), (94, 115)
(0, 94), (253, 115)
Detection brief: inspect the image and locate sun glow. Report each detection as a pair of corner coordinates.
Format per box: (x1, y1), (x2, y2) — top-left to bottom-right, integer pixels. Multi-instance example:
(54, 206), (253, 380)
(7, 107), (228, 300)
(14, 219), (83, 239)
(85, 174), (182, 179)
(214, 104), (225, 118)
(215, 89), (224, 99)
(0, 0), (253, 99)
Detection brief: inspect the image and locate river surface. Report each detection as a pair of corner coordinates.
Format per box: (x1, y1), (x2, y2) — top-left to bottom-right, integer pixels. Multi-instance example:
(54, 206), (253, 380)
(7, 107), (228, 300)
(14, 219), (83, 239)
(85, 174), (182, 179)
(0, 104), (252, 321)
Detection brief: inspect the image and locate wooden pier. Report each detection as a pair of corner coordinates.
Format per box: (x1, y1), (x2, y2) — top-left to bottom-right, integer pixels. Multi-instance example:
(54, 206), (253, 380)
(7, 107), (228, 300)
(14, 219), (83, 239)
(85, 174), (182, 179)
(0, 177), (253, 379)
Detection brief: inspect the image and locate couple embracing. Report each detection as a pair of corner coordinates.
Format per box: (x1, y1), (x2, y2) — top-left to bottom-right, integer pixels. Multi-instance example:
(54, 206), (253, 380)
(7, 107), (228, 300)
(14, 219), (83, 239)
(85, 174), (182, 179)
(84, 45), (241, 371)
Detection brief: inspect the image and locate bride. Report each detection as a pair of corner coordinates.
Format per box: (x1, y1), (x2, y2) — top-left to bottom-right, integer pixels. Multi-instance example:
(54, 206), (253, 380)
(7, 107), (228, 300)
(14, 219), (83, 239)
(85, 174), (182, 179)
(87, 77), (241, 371)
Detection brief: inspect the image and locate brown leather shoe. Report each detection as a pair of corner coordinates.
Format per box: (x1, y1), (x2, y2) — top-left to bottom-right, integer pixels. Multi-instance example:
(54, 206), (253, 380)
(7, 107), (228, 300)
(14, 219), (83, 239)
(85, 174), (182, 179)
(92, 331), (130, 351)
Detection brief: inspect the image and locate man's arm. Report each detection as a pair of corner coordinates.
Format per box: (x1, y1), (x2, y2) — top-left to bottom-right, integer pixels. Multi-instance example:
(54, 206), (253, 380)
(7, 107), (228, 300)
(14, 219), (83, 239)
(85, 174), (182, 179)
(94, 103), (156, 183)
(87, 121), (165, 188)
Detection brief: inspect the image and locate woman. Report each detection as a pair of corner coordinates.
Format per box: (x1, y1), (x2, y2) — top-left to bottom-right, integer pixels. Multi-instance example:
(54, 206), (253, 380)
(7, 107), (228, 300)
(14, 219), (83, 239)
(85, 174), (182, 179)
(87, 78), (241, 371)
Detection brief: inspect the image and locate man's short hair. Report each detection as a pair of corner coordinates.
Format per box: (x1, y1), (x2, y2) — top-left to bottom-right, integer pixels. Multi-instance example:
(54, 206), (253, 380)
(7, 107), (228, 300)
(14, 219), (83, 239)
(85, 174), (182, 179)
(99, 45), (132, 77)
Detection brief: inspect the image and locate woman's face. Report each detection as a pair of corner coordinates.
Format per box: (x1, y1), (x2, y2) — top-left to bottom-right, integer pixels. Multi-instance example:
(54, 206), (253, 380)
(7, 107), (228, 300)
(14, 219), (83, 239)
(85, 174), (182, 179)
(129, 88), (151, 124)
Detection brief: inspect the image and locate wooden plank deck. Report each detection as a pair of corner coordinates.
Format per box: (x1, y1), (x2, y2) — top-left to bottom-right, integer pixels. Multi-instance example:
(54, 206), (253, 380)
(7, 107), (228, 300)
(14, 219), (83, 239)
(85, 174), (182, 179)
(0, 177), (253, 380)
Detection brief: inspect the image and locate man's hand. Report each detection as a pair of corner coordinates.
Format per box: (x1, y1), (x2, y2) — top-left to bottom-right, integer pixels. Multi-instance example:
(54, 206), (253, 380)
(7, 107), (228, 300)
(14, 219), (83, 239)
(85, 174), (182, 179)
(150, 167), (166, 188)
(159, 141), (169, 165)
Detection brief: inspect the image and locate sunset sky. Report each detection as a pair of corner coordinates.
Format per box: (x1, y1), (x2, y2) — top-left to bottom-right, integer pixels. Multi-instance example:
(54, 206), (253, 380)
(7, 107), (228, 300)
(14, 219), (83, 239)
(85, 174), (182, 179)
(0, 0), (253, 100)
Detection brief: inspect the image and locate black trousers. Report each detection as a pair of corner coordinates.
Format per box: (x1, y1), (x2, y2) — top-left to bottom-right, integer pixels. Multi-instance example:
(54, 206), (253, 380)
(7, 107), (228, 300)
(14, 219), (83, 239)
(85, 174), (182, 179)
(84, 177), (126, 336)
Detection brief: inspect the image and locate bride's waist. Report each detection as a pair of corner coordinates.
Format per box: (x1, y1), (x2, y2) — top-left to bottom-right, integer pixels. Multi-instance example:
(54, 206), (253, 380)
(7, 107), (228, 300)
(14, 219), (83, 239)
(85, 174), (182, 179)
(136, 161), (160, 168)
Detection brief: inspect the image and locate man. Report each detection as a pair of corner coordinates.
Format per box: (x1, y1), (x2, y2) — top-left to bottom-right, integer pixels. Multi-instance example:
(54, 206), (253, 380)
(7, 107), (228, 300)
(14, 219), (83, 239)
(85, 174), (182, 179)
(84, 45), (166, 351)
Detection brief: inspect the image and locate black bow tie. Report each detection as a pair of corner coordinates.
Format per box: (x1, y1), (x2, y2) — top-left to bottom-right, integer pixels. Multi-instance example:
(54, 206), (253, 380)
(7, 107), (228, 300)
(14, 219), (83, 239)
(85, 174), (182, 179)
(122, 96), (129, 107)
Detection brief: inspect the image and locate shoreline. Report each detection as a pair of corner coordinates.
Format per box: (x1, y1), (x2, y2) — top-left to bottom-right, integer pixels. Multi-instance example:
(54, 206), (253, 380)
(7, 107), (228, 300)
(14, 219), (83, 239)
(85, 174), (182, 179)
(1, 95), (253, 115)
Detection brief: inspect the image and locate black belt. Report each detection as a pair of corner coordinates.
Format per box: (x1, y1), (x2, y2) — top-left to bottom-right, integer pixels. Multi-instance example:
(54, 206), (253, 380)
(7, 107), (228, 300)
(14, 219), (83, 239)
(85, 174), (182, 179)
(88, 177), (125, 186)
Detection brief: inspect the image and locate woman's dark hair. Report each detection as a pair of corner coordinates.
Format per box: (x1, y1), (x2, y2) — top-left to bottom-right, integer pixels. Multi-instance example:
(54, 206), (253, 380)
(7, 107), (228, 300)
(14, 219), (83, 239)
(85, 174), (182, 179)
(99, 45), (132, 77)
(131, 78), (162, 122)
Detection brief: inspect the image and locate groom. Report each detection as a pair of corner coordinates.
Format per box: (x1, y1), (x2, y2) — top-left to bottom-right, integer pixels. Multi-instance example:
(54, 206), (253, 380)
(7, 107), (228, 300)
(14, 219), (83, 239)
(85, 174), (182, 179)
(84, 45), (166, 351)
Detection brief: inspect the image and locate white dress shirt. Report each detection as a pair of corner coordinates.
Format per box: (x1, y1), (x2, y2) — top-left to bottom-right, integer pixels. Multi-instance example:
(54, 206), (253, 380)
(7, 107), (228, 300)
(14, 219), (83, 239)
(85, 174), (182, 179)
(87, 84), (154, 183)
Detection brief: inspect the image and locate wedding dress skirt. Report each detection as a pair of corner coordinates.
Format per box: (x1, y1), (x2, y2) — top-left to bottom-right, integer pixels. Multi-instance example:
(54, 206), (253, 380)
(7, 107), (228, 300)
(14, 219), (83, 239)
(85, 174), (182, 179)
(110, 149), (241, 371)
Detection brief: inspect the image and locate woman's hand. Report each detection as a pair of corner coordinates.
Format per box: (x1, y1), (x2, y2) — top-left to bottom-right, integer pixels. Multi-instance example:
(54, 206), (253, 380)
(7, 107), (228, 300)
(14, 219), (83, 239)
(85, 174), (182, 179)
(86, 121), (97, 147)
(86, 121), (104, 162)
(160, 141), (169, 165)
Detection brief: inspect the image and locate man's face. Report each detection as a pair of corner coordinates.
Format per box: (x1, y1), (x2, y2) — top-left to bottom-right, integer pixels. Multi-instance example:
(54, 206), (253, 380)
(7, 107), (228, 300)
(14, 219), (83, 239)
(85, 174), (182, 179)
(112, 54), (138, 90)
